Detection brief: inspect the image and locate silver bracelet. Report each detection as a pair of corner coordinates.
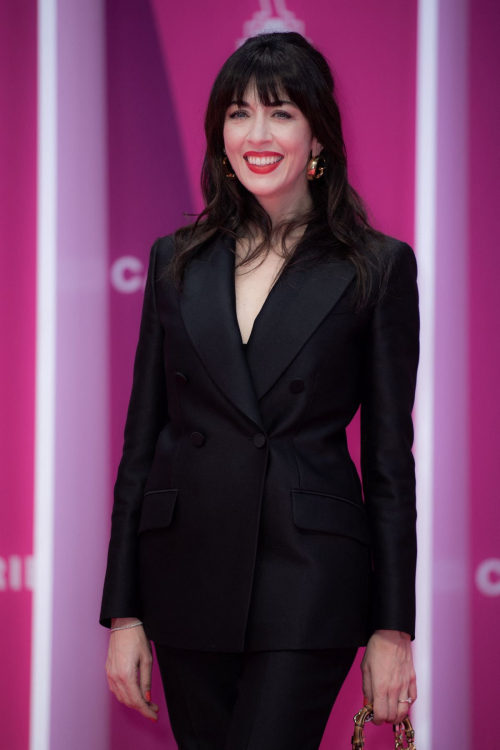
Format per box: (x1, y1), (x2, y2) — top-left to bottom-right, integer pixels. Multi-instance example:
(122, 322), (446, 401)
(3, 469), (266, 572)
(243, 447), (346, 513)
(110, 621), (144, 632)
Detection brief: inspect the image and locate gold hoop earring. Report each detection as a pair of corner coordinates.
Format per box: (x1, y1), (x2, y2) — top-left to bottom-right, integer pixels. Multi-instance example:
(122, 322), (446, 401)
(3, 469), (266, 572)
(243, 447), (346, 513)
(306, 154), (325, 181)
(222, 155), (236, 179)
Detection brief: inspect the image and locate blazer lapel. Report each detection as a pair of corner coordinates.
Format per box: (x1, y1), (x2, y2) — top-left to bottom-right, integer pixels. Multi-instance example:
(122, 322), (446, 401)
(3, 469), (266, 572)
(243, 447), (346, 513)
(179, 228), (357, 427)
(179, 231), (264, 430)
(246, 251), (357, 400)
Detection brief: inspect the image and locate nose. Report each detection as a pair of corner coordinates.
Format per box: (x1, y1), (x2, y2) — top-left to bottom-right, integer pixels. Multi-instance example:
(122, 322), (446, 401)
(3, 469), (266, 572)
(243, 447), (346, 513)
(246, 111), (272, 145)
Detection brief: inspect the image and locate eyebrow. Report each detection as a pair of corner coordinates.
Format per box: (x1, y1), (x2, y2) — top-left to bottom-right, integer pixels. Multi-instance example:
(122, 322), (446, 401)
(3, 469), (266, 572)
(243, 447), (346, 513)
(229, 99), (297, 108)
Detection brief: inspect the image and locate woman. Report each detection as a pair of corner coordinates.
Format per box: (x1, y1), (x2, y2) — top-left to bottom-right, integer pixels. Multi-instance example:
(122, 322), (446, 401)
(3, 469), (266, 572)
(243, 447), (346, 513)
(100, 31), (419, 748)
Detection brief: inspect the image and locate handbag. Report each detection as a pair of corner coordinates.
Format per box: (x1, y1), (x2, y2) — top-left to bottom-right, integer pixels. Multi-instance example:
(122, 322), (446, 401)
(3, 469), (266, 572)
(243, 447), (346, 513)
(351, 701), (416, 749)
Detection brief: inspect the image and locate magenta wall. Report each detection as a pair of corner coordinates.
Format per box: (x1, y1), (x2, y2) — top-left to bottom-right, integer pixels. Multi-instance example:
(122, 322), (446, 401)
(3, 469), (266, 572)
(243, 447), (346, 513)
(49, 0), (111, 747)
(0, 1), (37, 746)
(106, 1), (193, 747)
(469, 0), (500, 733)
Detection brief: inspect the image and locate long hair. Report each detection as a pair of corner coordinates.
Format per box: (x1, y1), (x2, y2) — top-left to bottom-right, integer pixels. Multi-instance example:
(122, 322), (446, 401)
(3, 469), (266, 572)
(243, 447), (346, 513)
(161, 31), (393, 313)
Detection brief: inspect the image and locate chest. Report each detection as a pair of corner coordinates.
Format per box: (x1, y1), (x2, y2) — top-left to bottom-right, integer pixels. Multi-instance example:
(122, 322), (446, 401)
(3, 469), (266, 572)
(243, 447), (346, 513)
(234, 240), (286, 345)
(162, 231), (363, 422)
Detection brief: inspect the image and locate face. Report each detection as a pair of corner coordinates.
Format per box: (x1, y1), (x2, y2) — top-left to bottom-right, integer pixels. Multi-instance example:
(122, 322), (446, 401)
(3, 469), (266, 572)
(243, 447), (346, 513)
(222, 82), (322, 202)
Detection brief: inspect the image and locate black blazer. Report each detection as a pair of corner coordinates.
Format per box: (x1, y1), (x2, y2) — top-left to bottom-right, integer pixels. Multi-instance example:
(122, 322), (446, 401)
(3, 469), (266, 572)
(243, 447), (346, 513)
(99, 225), (420, 651)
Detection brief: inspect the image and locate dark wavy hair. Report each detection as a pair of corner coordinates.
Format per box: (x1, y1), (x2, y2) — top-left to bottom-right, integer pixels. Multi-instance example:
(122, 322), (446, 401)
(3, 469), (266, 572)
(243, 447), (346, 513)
(162, 31), (392, 312)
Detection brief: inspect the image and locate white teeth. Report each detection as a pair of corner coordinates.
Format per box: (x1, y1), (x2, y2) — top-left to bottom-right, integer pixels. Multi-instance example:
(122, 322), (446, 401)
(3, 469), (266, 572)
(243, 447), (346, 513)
(246, 155), (283, 165)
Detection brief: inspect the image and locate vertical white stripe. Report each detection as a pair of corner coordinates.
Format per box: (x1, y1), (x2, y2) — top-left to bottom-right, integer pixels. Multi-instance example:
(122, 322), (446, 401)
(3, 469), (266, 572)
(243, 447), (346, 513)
(30, 0), (57, 748)
(413, 0), (438, 745)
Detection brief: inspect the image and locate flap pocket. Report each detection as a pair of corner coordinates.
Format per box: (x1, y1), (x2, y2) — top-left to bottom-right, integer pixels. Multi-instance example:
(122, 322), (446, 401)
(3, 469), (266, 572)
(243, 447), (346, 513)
(291, 489), (371, 546)
(137, 489), (178, 534)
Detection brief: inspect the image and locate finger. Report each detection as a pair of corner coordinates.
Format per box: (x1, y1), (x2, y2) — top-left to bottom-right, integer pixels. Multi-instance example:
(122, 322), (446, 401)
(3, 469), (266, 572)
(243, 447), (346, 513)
(408, 671), (418, 703)
(123, 674), (158, 719)
(394, 687), (417, 726)
(139, 655), (159, 714)
(106, 656), (134, 707)
(386, 685), (400, 724)
(394, 671), (417, 723)
(395, 699), (413, 725)
(360, 665), (373, 709)
(139, 656), (153, 703)
(394, 685), (414, 724)
(394, 696), (409, 725)
(143, 690), (160, 712)
(116, 677), (136, 708)
(371, 685), (389, 726)
(113, 666), (142, 710)
(143, 690), (160, 714)
(107, 676), (128, 706)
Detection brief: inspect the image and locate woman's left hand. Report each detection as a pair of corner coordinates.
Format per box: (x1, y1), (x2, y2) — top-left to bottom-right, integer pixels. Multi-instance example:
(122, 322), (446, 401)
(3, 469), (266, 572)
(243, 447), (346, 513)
(360, 629), (417, 726)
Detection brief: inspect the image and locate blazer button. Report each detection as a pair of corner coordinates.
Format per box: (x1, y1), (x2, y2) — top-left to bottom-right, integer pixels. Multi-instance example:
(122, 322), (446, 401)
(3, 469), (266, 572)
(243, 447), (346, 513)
(289, 378), (305, 393)
(174, 372), (188, 385)
(253, 433), (266, 448)
(190, 431), (205, 446)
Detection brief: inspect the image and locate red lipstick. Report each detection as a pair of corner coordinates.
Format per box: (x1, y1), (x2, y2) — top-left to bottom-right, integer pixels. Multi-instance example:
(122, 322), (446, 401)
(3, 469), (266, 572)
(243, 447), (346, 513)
(243, 151), (284, 175)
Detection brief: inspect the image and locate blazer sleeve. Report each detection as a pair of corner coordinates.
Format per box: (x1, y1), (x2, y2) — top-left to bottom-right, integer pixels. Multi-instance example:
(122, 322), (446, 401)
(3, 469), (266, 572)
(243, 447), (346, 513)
(99, 238), (169, 629)
(360, 240), (420, 641)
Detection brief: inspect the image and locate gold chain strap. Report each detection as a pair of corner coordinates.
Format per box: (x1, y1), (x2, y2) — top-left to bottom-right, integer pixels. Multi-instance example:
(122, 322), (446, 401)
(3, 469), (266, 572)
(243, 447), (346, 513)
(351, 702), (416, 749)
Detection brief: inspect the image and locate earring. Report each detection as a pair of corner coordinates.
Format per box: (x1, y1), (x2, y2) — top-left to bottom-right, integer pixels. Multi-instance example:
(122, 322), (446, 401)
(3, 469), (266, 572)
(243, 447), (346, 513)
(222, 155), (236, 178)
(222, 149), (236, 178)
(306, 153), (326, 180)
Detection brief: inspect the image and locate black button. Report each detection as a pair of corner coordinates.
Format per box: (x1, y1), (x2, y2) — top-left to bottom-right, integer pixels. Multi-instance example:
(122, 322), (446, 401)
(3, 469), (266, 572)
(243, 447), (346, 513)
(174, 372), (188, 385)
(289, 378), (305, 393)
(253, 433), (266, 448)
(190, 431), (205, 446)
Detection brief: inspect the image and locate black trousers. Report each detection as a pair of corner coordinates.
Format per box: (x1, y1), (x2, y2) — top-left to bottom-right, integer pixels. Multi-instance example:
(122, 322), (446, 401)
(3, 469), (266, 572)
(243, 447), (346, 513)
(154, 644), (358, 750)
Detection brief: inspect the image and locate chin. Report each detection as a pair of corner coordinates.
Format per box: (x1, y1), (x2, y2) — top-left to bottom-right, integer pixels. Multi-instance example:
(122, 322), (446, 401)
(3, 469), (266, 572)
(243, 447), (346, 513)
(243, 182), (285, 196)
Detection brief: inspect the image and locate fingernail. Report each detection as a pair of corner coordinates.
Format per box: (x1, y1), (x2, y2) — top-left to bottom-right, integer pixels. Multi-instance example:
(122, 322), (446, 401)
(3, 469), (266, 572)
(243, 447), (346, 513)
(145, 690), (151, 702)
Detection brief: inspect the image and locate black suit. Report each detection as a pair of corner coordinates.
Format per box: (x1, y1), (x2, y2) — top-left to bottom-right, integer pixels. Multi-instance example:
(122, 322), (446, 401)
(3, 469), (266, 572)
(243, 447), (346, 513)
(99, 225), (420, 651)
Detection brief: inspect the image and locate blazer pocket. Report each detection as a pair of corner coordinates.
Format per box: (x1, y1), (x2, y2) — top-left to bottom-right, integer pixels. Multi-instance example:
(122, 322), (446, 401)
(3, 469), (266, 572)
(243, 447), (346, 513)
(137, 489), (178, 534)
(291, 489), (371, 546)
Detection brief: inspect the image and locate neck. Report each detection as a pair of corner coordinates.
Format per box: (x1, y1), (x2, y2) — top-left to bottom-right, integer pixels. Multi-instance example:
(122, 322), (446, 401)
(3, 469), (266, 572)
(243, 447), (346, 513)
(255, 178), (313, 228)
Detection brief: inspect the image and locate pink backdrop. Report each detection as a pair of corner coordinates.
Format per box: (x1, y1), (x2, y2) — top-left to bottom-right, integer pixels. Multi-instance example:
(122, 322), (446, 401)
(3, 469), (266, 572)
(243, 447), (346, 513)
(469, 0), (500, 731)
(0, 2), (37, 748)
(2, 0), (499, 748)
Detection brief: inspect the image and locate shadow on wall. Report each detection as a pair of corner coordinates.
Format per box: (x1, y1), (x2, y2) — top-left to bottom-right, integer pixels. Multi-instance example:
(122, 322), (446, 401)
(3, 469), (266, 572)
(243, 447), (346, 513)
(106, 1), (193, 746)
(107, 0), (193, 253)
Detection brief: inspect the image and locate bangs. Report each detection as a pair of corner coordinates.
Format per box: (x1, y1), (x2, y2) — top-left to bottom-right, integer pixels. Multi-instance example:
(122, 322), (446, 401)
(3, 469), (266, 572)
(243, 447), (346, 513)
(225, 50), (310, 114)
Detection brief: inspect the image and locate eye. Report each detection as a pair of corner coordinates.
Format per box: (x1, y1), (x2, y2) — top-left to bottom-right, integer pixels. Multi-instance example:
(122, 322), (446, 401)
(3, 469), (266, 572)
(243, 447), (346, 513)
(228, 109), (292, 120)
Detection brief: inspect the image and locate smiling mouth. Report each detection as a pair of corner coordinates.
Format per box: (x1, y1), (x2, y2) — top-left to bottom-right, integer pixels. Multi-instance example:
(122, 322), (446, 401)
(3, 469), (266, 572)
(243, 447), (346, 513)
(243, 155), (284, 175)
(244, 155), (284, 166)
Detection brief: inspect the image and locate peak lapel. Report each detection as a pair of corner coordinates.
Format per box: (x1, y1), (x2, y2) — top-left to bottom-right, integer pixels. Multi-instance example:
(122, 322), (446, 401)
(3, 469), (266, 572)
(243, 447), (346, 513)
(179, 232), (264, 430)
(179, 228), (357, 424)
(245, 256), (357, 400)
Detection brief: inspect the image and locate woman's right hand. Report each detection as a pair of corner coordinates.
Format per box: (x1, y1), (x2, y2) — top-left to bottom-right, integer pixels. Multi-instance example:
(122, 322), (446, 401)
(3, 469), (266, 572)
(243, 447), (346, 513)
(105, 618), (160, 722)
